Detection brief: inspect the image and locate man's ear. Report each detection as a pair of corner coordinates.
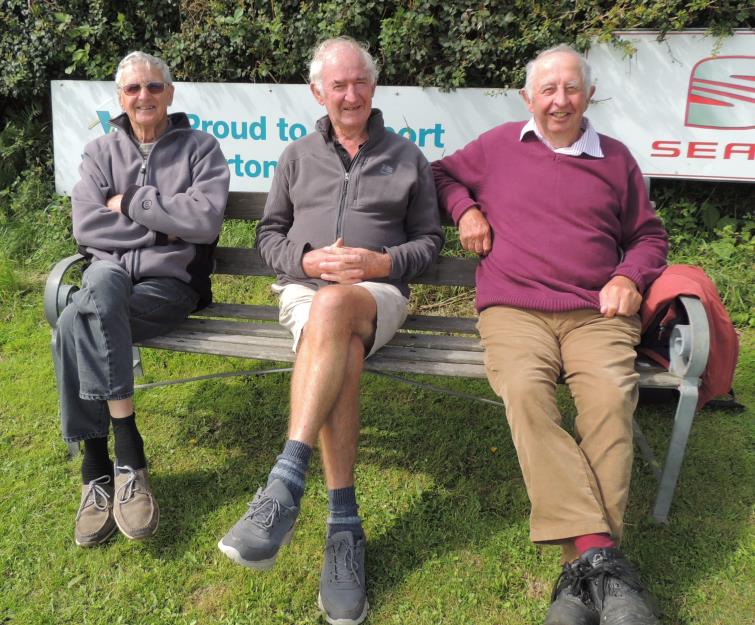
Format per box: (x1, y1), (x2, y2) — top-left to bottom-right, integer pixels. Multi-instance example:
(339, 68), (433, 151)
(310, 82), (324, 105)
(585, 84), (596, 110)
(519, 88), (534, 113)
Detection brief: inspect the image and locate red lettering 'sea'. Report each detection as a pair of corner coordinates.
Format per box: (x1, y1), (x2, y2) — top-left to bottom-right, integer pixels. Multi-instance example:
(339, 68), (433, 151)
(651, 140), (681, 157)
(723, 144), (755, 160)
(687, 142), (717, 159)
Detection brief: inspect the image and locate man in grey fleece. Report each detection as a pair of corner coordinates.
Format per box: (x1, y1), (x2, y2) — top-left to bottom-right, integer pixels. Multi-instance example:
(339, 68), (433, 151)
(218, 37), (443, 625)
(53, 51), (229, 548)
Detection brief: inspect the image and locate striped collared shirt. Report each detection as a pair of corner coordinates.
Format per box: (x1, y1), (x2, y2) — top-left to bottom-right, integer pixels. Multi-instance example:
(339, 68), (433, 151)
(520, 117), (604, 158)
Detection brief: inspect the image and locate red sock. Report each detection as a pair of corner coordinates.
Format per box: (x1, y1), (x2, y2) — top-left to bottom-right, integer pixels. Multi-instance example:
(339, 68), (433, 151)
(574, 533), (616, 554)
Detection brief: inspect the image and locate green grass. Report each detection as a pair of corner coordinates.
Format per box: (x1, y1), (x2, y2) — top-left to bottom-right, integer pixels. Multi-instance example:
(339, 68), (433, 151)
(0, 273), (752, 625)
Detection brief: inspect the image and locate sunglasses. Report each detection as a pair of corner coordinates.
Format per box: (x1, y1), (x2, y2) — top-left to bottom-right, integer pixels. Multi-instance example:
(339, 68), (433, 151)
(119, 81), (166, 96)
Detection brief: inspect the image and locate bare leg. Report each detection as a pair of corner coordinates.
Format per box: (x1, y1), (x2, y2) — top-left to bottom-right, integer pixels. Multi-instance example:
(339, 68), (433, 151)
(108, 398), (134, 418)
(319, 335), (365, 489)
(287, 285), (376, 446)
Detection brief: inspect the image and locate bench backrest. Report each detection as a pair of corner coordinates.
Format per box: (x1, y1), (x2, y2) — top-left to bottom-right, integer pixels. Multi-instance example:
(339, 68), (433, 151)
(215, 191), (477, 288)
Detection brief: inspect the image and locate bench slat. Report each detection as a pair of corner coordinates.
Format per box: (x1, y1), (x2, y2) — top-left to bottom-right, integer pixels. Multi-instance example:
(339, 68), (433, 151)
(213, 247), (477, 286)
(196, 303), (479, 334)
(177, 318), (484, 351)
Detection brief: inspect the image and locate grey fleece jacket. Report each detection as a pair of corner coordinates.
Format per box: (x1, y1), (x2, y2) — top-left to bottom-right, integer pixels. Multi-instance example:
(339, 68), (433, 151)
(72, 112), (230, 307)
(256, 109), (443, 297)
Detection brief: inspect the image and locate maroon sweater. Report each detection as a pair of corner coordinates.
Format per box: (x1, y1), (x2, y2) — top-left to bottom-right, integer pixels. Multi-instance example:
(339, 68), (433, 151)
(432, 121), (668, 313)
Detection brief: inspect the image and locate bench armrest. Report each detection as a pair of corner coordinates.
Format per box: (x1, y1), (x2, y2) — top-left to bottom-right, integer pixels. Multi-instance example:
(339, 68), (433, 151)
(668, 295), (710, 381)
(44, 254), (86, 328)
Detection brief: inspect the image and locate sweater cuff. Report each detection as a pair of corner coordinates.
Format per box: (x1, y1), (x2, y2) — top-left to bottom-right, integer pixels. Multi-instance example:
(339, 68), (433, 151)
(120, 185), (140, 219)
(450, 198), (479, 225)
(291, 242), (312, 280)
(611, 268), (645, 293)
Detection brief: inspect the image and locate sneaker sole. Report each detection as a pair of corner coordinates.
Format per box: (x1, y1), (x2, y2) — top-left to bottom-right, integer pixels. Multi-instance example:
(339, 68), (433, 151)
(75, 522), (118, 547)
(217, 525), (296, 570)
(317, 592), (369, 625)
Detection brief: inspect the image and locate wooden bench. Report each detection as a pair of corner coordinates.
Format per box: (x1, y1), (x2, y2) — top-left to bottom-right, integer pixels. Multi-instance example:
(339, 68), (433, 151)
(44, 189), (710, 524)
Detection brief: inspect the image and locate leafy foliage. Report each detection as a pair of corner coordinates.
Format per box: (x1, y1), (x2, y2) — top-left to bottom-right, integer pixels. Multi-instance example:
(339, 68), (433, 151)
(1, 0), (751, 99)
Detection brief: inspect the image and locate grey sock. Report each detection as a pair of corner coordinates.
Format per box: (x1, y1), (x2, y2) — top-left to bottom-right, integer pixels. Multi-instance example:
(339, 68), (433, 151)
(268, 439), (312, 505)
(327, 486), (363, 540)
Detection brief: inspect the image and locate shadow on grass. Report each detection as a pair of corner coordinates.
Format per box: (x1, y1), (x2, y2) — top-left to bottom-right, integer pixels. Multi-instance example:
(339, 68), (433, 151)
(626, 398), (752, 625)
(136, 362), (751, 624)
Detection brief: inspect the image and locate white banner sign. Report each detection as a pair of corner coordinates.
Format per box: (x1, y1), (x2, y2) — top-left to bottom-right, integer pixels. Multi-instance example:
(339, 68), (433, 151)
(52, 30), (753, 194)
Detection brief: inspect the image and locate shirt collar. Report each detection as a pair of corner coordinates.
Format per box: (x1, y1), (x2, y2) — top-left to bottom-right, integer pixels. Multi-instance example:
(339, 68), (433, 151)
(520, 117), (603, 158)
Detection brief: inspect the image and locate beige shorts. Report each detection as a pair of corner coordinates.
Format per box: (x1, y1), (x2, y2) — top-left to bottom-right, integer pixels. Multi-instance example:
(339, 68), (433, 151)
(272, 282), (409, 357)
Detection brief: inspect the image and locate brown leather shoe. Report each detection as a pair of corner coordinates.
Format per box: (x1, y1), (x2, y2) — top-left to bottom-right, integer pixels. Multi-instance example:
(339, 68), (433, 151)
(113, 465), (159, 540)
(75, 475), (116, 547)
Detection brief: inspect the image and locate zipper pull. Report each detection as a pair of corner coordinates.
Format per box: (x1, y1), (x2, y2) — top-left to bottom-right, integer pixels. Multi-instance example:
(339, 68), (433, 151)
(344, 172), (349, 182)
(140, 159), (147, 175)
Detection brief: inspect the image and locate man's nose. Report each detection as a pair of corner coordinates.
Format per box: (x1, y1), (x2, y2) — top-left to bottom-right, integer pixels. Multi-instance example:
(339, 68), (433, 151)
(553, 86), (568, 106)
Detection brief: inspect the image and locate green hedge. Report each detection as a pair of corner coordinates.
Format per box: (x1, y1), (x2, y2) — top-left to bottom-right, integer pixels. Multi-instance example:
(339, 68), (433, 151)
(2, 0), (751, 99)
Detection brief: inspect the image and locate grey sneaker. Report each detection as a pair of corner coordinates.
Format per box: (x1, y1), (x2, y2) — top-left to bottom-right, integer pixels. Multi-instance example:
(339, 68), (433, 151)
(218, 479), (299, 570)
(75, 475), (116, 547)
(113, 464), (159, 540)
(317, 531), (368, 625)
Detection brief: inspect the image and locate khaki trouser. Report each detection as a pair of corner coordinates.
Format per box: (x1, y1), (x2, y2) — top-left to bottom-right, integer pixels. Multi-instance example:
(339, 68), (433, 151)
(478, 306), (641, 562)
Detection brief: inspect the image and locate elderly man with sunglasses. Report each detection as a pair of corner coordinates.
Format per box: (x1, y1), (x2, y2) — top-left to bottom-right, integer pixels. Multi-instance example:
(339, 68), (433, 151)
(53, 51), (229, 547)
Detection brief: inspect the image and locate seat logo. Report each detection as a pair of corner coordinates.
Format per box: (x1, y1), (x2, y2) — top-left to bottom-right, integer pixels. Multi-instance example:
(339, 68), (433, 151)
(685, 56), (755, 130)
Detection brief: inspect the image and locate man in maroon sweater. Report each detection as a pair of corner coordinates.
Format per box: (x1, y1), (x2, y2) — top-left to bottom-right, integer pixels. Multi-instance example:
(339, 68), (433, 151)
(432, 44), (667, 625)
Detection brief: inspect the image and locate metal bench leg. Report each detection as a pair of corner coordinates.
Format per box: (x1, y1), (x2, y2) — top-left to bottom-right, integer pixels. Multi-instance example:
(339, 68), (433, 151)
(651, 379), (698, 523)
(132, 346), (143, 379)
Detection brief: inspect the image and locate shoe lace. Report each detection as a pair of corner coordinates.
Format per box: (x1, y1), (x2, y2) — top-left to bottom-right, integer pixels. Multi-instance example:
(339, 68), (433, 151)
(78, 475), (112, 517)
(328, 537), (361, 587)
(244, 492), (287, 530)
(550, 559), (592, 602)
(581, 551), (644, 607)
(115, 465), (140, 503)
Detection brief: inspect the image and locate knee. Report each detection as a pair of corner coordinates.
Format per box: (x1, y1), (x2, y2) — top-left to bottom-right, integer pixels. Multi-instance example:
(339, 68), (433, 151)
(491, 366), (556, 406)
(309, 286), (349, 319)
(82, 261), (130, 299)
(78, 262), (131, 315)
(84, 260), (128, 284)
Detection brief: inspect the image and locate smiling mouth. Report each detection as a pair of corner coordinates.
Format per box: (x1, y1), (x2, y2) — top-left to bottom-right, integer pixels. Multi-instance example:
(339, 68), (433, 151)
(551, 111), (570, 119)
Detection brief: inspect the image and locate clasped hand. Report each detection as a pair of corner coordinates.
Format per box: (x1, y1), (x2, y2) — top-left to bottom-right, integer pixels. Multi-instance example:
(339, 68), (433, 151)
(302, 238), (391, 284)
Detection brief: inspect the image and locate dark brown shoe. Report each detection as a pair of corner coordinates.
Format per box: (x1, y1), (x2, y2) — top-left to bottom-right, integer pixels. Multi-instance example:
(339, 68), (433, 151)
(75, 475), (116, 547)
(544, 558), (598, 625)
(113, 465), (159, 540)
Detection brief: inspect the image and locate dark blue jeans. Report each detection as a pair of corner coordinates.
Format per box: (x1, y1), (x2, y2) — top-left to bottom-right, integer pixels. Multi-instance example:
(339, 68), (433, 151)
(52, 261), (199, 442)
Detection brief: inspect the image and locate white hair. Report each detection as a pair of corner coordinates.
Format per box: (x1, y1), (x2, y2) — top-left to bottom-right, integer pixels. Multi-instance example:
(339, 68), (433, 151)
(308, 36), (379, 91)
(524, 43), (591, 98)
(115, 51), (173, 87)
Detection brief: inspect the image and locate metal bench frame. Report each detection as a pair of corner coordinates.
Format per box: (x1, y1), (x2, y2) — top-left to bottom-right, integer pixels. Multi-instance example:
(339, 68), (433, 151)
(44, 190), (710, 523)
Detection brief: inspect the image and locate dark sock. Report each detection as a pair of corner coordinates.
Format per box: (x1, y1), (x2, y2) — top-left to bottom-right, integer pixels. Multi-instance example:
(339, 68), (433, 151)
(111, 413), (146, 470)
(327, 486), (364, 540)
(574, 533), (616, 555)
(267, 439), (312, 506)
(81, 437), (113, 484)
